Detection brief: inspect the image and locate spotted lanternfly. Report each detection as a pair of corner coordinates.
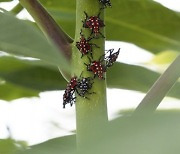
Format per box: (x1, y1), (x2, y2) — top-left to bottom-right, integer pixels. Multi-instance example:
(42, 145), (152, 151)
(76, 30), (99, 58)
(105, 48), (120, 68)
(63, 77), (78, 108)
(84, 56), (106, 79)
(68, 77), (78, 91)
(83, 11), (105, 38)
(99, 0), (112, 8)
(77, 73), (95, 98)
(63, 89), (76, 108)
(63, 75), (95, 108)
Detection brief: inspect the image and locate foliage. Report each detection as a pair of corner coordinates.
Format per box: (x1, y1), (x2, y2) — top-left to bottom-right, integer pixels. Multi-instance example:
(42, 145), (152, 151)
(18, 111), (180, 154)
(0, 0), (180, 153)
(0, 0), (180, 99)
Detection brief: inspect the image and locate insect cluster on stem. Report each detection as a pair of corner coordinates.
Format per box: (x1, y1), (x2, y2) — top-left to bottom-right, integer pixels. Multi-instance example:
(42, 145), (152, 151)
(63, 75), (94, 108)
(63, 0), (120, 108)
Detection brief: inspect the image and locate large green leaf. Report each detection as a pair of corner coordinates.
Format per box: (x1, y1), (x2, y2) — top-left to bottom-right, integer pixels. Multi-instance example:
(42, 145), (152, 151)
(19, 112), (180, 154)
(0, 11), (70, 72)
(106, 0), (180, 53)
(150, 50), (179, 65)
(0, 139), (17, 154)
(0, 138), (26, 154)
(107, 62), (180, 99)
(0, 56), (66, 91)
(0, 81), (39, 100)
(1, 56), (180, 100)
(83, 111), (180, 154)
(19, 135), (76, 154)
(0, 56), (159, 98)
(107, 62), (159, 91)
(39, 0), (180, 54)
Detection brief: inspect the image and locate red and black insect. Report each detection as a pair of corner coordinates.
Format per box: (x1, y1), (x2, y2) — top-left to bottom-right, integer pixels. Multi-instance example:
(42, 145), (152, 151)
(105, 48), (120, 68)
(63, 77), (78, 108)
(84, 56), (106, 79)
(63, 75), (94, 108)
(99, 0), (111, 8)
(76, 30), (99, 58)
(77, 73), (95, 98)
(83, 11), (105, 38)
(63, 89), (76, 108)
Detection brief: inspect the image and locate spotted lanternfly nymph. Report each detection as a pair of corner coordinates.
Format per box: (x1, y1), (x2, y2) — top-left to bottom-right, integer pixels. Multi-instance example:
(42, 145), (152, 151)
(83, 11), (105, 38)
(105, 48), (120, 68)
(77, 73), (95, 98)
(84, 56), (106, 79)
(63, 89), (76, 108)
(99, 0), (112, 8)
(63, 77), (78, 108)
(76, 30), (99, 58)
(63, 75), (95, 108)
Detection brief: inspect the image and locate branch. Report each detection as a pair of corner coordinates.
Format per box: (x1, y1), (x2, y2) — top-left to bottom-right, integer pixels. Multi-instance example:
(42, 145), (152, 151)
(11, 2), (23, 15)
(19, 0), (73, 60)
(133, 54), (180, 115)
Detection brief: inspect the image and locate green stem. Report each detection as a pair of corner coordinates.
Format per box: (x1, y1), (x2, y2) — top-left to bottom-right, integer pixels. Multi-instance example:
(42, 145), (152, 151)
(10, 2), (23, 15)
(133, 54), (180, 115)
(19, 0), (73, 60)
(73, 0), (108, 150)
(19, 0), (73, 80)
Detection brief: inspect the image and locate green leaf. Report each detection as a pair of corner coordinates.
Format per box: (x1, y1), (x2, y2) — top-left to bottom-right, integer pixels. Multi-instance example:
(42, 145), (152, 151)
(18, 112), (180, 154)
(2, 57), (180, 101)
(82, 111), (180, 154)
(150, 50), (179, 64)
(107, 62), (180, 100)
(0, 11), (70, 72)
(106, 0), (180, 53)
(0, 81), (39, 100)
(107, 62), (160, 91)
(39, 0), (180, 54)
(19, 135), (76, 154)
(0, 138), (19, 154)
(0, 56), (66, 91)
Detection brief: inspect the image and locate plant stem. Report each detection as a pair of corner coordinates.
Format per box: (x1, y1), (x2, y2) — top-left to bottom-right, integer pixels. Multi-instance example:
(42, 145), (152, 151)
(73, 0), (108, 150)
(19, 0), (73, 80)
(133, 54), (180, 115)
(19, 0), (72, 60)
(11, 2), (23, 15)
